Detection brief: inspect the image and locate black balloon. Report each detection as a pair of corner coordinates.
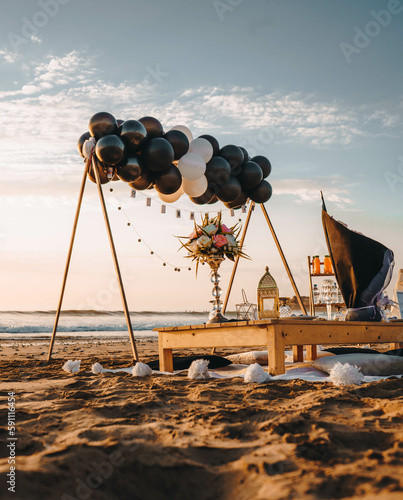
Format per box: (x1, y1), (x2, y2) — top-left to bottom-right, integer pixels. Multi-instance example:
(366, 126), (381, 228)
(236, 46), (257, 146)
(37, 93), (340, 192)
(239, 146), (250, 163)
(207, 195), (219, 205)
(119, 120), (147, 153)
(117, 119), (124, 127)
(246, 180), (272, 203)
(88, 157), (110, 184)
(95, 135), (125, 166)
(142, 138), (174, 172)
(117, 156), (143, 183)
(199, 134), (220, 156)
(190, 183), (217, 205)
(238, 161), (263, 189)
(205, 156), (231, 187)
(154, 165), (182, 195)
(128, 167), (154, 190)
(78, 131), (91, 158)
(89, 112), (117, 139)
(219, 145), (244, 174)
(223, 192), (249, 209)
(164, 130), (189, 160)
(251, 155), (271, 178)
(139, 116), (163, 139)
(217, 176), (242, 203)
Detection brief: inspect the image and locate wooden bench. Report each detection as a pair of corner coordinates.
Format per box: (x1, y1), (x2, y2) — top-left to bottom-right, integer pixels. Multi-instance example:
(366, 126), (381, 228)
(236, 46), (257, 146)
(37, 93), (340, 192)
(155, 319), (403, 375)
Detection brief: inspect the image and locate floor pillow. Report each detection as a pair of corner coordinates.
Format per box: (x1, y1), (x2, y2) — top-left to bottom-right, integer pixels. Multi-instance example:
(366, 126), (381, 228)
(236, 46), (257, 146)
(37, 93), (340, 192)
(313, 353), (403, 376)
(147, 355), (232, 371)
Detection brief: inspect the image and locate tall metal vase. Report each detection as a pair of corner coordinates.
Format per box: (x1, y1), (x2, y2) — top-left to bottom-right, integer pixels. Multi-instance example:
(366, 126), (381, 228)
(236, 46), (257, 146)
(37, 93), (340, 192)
(207, 255), (228, 324)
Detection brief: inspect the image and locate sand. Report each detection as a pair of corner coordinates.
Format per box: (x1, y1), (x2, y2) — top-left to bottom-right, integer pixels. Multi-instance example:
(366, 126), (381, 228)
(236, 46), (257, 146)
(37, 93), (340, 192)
(1, 338), (403, 500)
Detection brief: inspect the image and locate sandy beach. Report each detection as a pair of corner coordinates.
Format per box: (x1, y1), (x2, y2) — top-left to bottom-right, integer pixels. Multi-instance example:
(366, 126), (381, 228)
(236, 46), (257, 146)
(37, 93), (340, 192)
(1, 337), (403, 500)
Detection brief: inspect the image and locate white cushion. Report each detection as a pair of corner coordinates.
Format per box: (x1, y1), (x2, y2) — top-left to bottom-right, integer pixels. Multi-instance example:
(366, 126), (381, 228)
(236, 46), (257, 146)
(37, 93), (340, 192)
(313, 353), (403, 376)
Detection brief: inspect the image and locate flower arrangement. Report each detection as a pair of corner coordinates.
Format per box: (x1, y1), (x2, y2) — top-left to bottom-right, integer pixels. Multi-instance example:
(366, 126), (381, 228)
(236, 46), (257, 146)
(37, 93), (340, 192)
(177, 212), (249, 273)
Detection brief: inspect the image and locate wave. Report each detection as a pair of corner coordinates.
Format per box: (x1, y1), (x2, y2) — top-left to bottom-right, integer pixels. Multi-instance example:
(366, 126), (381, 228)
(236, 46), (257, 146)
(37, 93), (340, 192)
(0, 325), (146, 334)
(0, 310), (210, 317)
(0, 310), (236, 336)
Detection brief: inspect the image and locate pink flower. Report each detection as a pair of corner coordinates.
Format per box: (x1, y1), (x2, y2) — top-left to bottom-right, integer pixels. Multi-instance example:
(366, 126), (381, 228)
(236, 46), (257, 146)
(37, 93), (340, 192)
(213, 234), (227, 248)
(221, 224), (232, 234)
(188, 228), (202, 239)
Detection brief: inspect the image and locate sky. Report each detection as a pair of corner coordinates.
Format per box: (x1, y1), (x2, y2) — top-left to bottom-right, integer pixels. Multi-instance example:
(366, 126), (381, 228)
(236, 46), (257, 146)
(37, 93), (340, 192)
(0, 0), (402, 312)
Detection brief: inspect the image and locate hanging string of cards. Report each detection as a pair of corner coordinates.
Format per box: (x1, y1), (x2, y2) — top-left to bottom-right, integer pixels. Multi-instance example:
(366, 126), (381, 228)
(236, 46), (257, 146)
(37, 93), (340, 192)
(78, 112), (273, 209)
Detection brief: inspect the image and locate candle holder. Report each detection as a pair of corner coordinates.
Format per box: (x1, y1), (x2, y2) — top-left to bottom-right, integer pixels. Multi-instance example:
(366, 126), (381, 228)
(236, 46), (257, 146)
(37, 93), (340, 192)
(207, 256), (228, 324)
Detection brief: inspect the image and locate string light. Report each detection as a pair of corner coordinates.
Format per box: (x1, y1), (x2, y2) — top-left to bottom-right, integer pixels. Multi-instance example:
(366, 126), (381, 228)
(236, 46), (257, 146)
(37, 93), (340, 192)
(107, 189), (194, 271)
(131, 188), (246, 218)
(106, 186), (250, 272)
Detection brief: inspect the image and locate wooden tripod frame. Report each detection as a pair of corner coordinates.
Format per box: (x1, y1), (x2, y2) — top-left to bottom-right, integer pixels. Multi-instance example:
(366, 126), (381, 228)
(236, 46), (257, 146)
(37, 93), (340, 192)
(213, 201), (308, 361)
(47, 156), (139, 362)
(222, 201), (307, 316)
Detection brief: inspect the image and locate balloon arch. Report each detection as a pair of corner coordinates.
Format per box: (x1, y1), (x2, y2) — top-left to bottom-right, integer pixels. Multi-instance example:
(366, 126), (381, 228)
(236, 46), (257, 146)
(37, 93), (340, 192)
(78, 111), (273, 209)
(47, 112), (307, 364)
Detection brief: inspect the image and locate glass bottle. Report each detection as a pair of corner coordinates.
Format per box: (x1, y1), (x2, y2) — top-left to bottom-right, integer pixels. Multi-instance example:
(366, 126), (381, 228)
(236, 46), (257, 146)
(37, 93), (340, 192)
(313, 256), (321, 275)
(324, 255), (332, 274)
(313, 284), (320, 305)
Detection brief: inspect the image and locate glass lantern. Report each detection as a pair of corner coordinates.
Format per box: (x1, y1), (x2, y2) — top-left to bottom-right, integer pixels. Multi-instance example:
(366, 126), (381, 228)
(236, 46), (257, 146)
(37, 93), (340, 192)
(257, 266), (279, 319)
(279, 297), (293, 317)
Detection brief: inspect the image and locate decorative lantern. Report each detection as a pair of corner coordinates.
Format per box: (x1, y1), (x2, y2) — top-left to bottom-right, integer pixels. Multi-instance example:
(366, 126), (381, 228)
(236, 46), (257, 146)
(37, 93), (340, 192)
(257, 266), (279, 319)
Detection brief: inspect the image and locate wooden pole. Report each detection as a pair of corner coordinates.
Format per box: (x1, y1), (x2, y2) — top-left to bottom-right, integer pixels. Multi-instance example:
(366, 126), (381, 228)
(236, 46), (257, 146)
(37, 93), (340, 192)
(307, 255), (315, 316)
(47, 159), (90, 362)
(222, 202), (255, 314)
(260, 203), (307, 315)
(92, 158), (139, 362)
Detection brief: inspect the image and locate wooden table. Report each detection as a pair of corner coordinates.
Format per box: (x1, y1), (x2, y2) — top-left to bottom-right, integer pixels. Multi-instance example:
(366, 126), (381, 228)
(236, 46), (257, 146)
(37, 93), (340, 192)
(155, 319), (403, 375)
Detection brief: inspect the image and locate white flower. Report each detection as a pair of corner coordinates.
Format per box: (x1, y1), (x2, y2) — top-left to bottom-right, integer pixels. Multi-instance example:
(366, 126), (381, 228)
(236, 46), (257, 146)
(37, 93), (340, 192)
(187, 241), (198, 254)
(203, 224), (218, 236)
(226, 235), (237, 248)
(197, 234), (212, 248)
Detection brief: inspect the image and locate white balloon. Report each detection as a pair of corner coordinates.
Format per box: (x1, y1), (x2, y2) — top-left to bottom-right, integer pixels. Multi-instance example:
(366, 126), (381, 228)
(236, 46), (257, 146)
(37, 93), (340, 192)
(177, 152), (206, 181)
(189, 138), (213, 163)
(182, 176), (208, 198)
(157, 190), (183, 203)
(170, 125), (193, 143)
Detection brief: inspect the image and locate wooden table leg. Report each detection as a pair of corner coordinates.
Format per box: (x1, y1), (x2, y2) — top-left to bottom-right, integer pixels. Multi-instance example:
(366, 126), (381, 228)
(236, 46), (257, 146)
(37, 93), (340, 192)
(158, 334), (173, 372)
(267, 326), (285, 376)
(292, 345), (304, 362)
(306, 345), (317, 361)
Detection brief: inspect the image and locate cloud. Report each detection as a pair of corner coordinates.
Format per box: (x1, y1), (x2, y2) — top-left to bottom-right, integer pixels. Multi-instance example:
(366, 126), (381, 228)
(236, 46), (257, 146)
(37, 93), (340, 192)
(30, 35), (42, 44)
(0, 48), (19, 64)
(273, 178), (356, 210)
(0, 48), (402, 205)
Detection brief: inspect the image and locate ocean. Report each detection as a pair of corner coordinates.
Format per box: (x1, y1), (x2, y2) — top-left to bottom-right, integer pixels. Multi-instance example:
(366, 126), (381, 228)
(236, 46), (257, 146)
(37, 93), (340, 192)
(0, 310), (239, 340)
